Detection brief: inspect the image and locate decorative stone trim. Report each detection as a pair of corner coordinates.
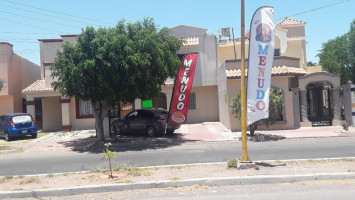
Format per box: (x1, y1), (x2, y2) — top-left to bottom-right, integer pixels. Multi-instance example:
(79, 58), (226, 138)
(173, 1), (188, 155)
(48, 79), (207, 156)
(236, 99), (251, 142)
(61, 125), (72, 131)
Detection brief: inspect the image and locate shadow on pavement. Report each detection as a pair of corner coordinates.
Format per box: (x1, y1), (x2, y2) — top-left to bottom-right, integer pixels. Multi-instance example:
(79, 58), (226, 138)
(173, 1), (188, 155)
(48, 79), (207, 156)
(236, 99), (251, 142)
(248, 133), (287, 142)
(58, 132), (197, 154)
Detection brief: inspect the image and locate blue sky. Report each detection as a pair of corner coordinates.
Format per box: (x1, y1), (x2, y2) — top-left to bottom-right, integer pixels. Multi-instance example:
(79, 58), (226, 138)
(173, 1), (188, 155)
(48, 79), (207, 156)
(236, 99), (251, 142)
(0, 0), (354, 66)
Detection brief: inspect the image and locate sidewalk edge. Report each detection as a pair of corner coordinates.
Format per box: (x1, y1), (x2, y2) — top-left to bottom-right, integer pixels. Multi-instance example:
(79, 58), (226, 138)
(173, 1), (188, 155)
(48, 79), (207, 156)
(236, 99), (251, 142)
(1, 172), (355, 199)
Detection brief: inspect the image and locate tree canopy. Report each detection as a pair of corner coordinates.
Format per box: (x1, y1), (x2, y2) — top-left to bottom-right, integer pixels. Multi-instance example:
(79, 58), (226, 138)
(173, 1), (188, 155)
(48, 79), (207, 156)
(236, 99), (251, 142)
(318, 19), (355, 84)
(230, 88), (284, 135)
(51, 18), (182, 140)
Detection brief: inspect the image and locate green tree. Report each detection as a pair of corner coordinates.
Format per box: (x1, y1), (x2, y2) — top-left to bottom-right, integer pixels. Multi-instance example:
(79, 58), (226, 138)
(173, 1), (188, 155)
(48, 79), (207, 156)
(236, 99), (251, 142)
(307, 61), (317, 66)
(51, 18), (182, 141)
(230, 88), (284, 136)
(318, 19), (355, 84)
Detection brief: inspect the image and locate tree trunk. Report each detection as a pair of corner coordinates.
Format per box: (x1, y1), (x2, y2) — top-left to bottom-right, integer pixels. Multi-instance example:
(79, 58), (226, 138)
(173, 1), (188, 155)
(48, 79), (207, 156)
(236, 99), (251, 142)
(92, 101), (106, 141)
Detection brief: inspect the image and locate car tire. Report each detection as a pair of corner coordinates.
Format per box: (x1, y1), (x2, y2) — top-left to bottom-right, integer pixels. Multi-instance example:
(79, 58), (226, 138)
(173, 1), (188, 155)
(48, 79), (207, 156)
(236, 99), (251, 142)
(31, 133), (37, 138)
(146, 126), (156, 137)
(112, 124), (121, 135)
(5, 132), (11, 142)
(167, 130), (174, 135)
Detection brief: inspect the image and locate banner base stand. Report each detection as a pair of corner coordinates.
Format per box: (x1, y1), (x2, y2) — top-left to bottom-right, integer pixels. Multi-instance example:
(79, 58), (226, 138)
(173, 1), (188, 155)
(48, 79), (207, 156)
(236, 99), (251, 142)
(237, 161), (257, 170)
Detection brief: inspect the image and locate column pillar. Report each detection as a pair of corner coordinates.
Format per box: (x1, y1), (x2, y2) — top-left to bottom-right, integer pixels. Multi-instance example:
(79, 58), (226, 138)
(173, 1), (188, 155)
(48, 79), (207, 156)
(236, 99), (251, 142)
(291, 88), (300, 128)
(299, 89), (311, 127)
(60, 97), (72, 131)
(134, 98), (141, 109)
(332, 87), (342, 126)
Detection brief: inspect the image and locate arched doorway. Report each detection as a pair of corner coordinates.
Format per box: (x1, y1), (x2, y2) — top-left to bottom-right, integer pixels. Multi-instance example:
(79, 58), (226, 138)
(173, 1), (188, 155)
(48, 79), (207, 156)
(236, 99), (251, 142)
(306, 82), (332, 126)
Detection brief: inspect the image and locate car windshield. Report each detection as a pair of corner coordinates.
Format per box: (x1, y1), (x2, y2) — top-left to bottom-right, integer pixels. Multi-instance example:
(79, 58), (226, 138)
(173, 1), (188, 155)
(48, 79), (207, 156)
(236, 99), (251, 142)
(12, 115), (32, 123)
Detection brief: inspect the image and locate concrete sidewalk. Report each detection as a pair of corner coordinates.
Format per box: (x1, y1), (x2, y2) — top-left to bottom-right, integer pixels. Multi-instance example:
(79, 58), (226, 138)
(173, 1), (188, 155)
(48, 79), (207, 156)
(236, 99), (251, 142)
(177, 123), (355, 141)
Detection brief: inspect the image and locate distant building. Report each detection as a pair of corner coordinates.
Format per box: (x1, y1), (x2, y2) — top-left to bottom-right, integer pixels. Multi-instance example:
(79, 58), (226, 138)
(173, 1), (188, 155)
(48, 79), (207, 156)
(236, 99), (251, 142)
(0, 42), (40, 115)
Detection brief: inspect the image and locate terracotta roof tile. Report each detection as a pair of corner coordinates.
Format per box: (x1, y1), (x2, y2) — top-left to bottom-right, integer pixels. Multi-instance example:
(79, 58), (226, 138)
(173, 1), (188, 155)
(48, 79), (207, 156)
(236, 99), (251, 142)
(22, 80), (54, 93)
(278, 17), (306, 26)
(226, 65), (308, 78)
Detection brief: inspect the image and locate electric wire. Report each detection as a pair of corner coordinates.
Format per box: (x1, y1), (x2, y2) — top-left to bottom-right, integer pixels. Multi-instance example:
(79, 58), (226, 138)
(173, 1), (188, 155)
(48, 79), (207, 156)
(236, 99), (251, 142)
(0, 3), (103, 27)
(0, 0), (114, 26)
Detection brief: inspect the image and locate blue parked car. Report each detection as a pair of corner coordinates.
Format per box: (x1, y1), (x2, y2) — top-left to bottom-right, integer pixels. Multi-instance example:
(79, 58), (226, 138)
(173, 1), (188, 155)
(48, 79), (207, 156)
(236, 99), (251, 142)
(0, 113), (37, 141)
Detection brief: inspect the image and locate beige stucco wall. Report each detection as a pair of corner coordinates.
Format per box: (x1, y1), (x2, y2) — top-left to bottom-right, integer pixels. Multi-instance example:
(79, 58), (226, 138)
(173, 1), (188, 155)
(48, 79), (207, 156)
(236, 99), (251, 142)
(226, 77), (296, 131)
(298, 72), (340, 90)
(282, 40), (306, 69)
(1, 43), (40, 114)
(42, 96), (62, 131)
(69, 97), (95, 130)
(217, 63), (230, 129)
(0, 96), (14, 115)
(186, 86), (219, 123)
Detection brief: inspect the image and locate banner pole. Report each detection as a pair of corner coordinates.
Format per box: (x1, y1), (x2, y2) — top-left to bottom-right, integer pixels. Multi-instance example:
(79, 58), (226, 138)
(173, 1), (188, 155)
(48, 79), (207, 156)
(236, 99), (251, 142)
(240, 0), (250, 162)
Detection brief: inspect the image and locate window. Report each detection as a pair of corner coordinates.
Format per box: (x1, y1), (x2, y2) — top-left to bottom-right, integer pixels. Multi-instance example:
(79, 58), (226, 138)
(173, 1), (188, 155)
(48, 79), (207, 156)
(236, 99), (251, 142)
(274, 49), (280, 56)
(272, 87), (285, 121)
(188, 92), (196, 110)
(76, 98), (94, 119)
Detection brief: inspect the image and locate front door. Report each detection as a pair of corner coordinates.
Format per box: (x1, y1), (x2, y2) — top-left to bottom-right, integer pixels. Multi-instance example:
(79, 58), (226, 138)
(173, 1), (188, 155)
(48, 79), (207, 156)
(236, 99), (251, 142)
(307, 82), (332, 126)
(35, 99), (43, 130)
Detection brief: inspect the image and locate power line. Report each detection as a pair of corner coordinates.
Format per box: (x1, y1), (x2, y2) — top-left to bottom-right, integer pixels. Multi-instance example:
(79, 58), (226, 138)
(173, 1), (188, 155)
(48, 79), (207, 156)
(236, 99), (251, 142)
(0, 0), (114, 26)
(0, 10), (82, 29)
(0, 3), (103, 27)
(0, 31), (59, 35)
(284, 0), (352, 19)
(0, 17), (73, 34)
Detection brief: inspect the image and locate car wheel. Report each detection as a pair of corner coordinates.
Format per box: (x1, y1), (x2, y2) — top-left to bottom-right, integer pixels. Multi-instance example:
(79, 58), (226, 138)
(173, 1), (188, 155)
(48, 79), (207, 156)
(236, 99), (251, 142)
(31, 133), (37, 138)
(113, 124), (121, 135)
(146, 126), (156, 137)
(5, 132), (11, 142)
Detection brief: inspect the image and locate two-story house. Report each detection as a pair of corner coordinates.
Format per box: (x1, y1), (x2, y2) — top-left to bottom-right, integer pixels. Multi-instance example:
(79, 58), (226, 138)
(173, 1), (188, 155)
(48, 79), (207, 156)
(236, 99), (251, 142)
(218, 18), (343, 131)
(0, 42), (40, 116)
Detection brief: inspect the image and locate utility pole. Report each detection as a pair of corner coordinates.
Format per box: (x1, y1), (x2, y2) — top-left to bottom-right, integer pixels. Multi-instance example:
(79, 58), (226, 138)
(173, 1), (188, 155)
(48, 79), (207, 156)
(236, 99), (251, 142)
(239, 0), (251, 162)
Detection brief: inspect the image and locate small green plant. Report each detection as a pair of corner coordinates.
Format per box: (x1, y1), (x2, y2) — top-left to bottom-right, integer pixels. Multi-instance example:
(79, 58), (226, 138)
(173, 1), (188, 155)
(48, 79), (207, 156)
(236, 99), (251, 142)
(101, 143), (117, 178)
(227, 158), (239, 169)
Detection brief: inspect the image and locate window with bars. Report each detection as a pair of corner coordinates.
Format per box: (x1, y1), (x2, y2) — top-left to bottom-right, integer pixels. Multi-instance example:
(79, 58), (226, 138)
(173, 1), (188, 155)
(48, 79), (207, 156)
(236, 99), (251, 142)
(188, 92), (196, 110)
(76, 98), (94, 119)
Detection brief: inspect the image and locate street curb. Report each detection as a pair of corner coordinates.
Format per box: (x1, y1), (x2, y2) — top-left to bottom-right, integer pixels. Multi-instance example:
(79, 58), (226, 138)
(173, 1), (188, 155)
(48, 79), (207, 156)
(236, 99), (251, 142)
(1, 172), (355, 199)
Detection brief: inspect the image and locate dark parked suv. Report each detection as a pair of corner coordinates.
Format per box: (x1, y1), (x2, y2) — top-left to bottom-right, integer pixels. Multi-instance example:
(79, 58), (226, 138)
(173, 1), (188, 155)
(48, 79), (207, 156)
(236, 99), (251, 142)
(112, 108), (180, 137)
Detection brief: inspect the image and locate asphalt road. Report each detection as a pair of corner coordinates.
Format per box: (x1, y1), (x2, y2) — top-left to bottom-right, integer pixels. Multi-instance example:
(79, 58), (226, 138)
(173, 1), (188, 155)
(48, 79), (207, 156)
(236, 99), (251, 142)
(0, 137), (355, 176)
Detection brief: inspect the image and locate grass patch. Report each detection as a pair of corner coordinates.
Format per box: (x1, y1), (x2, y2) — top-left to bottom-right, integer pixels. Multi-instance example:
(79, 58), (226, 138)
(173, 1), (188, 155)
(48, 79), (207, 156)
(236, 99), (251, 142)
(92, 168), (108, 173)
(46, 174), (54, 178)
(37, 132), (49, 138)
(115, 165), (151, 177)
(169, 177), (181, 181)
(227, 158), (238, 169)
(0, 176), (14, 183)
(0, 146), (23, 152)
(19, 176), (40, 185)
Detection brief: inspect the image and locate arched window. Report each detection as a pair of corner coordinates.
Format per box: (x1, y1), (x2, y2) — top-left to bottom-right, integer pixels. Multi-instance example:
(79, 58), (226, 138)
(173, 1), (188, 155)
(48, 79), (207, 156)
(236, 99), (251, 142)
(271, 87), (285, 121)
